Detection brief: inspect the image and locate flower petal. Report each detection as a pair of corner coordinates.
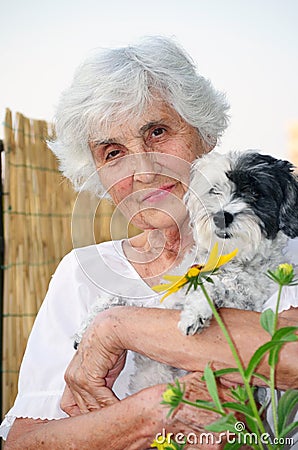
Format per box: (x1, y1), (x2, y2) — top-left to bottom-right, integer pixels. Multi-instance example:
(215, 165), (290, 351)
(163, 274), (186, 282)
(152, 276), (186, 293)
(201, 242), (219, 272)
(152, 283), (172, 292)
(160, 286), (180, 302)
(152, 243), (238, 301)
(216, 247), (238, 268)
(202, 244), (238, 272)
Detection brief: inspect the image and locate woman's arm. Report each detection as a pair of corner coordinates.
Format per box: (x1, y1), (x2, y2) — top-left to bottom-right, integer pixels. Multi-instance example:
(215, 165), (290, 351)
(117, 306), (298, 387)
(5, 385), (160, 450)
(5, 372), (230, 450)
(63, 306), (298, 413)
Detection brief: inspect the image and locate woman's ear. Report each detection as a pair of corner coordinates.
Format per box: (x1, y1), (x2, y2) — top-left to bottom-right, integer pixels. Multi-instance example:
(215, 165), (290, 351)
(203, 136), (217, 154)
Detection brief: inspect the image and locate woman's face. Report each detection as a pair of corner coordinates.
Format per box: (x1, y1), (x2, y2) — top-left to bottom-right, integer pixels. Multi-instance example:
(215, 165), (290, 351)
(90, 101), (211, 231)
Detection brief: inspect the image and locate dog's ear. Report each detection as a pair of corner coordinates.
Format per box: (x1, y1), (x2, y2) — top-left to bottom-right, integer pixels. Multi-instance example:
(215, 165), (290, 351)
(278, 162), (298, 238)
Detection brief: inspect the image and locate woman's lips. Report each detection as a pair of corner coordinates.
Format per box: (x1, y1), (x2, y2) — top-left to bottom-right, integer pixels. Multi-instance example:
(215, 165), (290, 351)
(142, 183), (176, 203)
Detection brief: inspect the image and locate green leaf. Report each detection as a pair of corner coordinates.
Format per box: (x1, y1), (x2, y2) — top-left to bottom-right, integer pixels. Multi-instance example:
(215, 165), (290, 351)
(279, 420), (298, 440)
(250, 372), (270, 386)
(245, 335), (297, 380)
(195, 399), (216, 409)
(268, 344), (282, 367)
(205, 413), (237, 433)
(266, 270), (280, 283)
(212, 368), (240, 378)
(204, 364), (224, 413)
(245, 414), (260, 436)
(223, 432), (259, 450)
(223, 441), (244, 450)
(245, 340), (284, 380)
(277, 390), (298, 434)
(205, 277), (214, 284)
(221, 402), (255, 420)
(272, 326), (298, 342)
(268, 327), (298, 367)
(260, 309), (275, 336)
(230, 385), (248, 403)
(166, 441), (186, 450)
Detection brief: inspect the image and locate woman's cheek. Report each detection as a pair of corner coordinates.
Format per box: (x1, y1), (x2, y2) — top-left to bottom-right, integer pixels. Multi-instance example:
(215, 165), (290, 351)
(109, 178), (133, 205)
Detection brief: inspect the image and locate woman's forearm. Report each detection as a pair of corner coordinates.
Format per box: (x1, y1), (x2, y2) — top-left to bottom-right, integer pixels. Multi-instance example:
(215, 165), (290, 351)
(112, 306), (298, 390)
(5, 387), (164, 450)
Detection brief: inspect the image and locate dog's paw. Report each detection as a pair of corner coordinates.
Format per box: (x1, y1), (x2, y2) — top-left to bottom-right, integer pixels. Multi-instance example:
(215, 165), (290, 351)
(178, 310), (211, 335)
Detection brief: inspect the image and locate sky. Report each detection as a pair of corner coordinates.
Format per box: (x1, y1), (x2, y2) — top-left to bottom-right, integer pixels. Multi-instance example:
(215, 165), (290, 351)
(1, 0), (298, 159)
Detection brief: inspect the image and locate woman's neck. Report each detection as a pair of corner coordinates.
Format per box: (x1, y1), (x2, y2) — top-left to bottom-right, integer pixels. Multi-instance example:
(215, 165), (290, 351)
(123, 219), (194, 286)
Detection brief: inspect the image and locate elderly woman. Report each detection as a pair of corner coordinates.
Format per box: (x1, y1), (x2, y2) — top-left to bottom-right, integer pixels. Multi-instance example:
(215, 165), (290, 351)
(1, 36), (297, 449)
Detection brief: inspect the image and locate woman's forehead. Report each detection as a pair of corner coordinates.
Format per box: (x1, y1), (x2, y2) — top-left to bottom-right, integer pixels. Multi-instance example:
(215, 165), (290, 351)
(89, 101), (183, 143)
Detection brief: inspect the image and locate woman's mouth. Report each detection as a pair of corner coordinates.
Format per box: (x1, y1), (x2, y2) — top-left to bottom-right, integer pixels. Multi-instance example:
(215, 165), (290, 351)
(142, 183), (177, 204)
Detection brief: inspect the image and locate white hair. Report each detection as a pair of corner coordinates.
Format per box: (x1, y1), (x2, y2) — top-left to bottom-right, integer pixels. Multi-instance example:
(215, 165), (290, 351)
(48, 36), (230, 196)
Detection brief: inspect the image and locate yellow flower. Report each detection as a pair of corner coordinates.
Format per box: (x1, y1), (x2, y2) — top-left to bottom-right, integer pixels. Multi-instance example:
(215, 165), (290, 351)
(161, 380), (185, 416)
(153, 242), (238, 302)
(187, 266), (201, 277)
(153, 274), (189, 301)
(151, 434), (177, 449)
(162, 385), (182, 404)
(278, 263), (293, 276)
(267, 263), (297, 286)
(199, 242), (238, 272)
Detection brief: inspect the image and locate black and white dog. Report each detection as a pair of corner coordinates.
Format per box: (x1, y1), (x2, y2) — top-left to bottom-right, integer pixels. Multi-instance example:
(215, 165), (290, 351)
(75, 150), (298, 392)
(178, 150), (298, 335)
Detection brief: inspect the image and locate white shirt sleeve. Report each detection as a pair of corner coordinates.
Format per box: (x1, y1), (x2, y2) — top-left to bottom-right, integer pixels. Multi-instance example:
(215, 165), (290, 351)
(0, 250), (95, 439)
(0, 240), (153, 440)
(262, 285), (298, 313)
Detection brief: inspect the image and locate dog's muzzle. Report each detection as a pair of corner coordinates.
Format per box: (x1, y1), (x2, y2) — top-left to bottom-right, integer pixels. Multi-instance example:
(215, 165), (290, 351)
(213, 211), (233, 238)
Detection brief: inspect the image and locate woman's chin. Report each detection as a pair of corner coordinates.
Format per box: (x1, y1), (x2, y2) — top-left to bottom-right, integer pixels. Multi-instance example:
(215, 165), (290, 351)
(132, 210), (188, 232)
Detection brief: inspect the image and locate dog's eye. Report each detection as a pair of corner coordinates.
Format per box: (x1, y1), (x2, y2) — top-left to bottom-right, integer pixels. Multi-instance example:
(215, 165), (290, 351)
(250, 188), (259, 197)
(241, 186), (259, 199)
(247, 186), (258, 196)
(209, 188), (221, 196)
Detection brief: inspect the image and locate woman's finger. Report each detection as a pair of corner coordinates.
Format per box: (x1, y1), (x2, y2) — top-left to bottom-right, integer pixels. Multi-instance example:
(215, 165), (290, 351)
(63, 346), (121, 412)
(105, 351), (127, 389)
(64, 380), (119, 414)
(60, 385), (81, 416)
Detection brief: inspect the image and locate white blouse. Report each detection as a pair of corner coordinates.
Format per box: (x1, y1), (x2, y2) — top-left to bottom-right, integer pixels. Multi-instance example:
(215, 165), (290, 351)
(1, 238), (298, 440)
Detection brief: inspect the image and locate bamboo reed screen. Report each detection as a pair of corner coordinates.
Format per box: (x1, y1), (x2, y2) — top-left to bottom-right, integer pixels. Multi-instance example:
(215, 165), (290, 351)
(1, 109), (140, 418)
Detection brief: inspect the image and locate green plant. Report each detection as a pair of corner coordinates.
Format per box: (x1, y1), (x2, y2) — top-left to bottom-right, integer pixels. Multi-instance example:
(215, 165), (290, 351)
(155, 249), (298, 450)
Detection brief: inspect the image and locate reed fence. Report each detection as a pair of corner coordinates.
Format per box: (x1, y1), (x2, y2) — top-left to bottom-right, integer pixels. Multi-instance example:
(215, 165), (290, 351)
(1, 109), (139, 418)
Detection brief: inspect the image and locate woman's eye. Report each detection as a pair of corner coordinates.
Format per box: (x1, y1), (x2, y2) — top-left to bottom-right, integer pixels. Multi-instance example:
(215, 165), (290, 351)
(105, 149), (121, 161)
(151, 127), (166, 138)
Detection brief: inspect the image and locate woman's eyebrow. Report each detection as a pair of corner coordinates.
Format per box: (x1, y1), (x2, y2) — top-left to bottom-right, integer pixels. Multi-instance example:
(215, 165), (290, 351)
(92, 138), (117, 147)
(92, 119), (167, 146)
(139, 120), (164, 135)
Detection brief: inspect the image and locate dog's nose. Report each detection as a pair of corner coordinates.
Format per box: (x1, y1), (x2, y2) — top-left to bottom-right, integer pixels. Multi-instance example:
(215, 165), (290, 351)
(213, 211), (234, 229)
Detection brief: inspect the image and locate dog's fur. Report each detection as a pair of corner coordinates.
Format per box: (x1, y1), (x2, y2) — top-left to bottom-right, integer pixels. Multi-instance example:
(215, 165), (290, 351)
(74, 150), (298, 393)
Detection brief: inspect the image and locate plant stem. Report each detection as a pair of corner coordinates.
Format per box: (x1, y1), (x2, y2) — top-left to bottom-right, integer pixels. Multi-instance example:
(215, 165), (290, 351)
(181, 398), (224, 415)
(269, 283), (283, 441)
(273, 284), (283, 333)
(200, 283), (272, 450)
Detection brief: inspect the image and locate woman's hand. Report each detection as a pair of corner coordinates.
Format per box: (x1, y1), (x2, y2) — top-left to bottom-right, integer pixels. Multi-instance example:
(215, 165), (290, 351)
(8, 372), (232, 450)
(148, 371), (233, 450)
(61, 309), (126, 415)
(61, 305), (298, 416)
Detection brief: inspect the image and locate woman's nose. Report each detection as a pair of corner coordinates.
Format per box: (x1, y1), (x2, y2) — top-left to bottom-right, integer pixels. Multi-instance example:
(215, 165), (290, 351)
(132, 152), (159, 184)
